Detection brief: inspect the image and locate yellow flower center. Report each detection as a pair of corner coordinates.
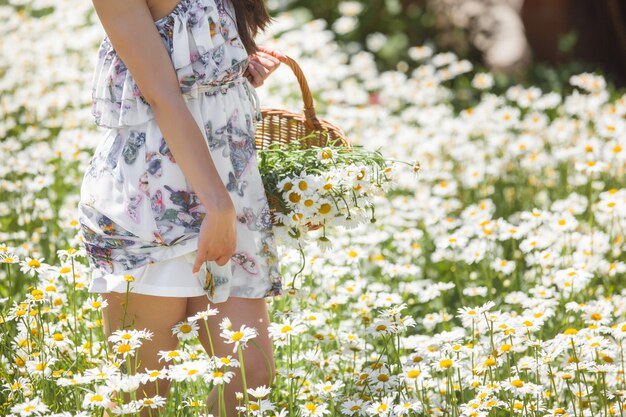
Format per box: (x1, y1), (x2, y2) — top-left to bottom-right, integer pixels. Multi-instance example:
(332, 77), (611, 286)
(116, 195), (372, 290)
(440, 359), (453, 369)
(288, 192), (301, 203)
(318, 203), (331, 214)
(117, 344), (131, 353)
(407, 370), (421, 378)
(511, 379), (524, 388)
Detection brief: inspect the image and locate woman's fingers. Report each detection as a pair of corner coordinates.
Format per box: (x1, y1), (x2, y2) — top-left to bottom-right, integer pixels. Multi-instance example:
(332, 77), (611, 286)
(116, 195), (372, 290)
(256, 45), (288, 62)
(250, 60), (269, 78)
(247, 62), (263, 87)
(193, 250), (231, 272)
(246, 55), (282, 87)
(214, 254), (230, 267)
(244, 46), (287, 88)
(244, 47), (287, 88)
(193, 233), (235, 272)
(192, 251), (205, 274)
(254, 52), (281, 72)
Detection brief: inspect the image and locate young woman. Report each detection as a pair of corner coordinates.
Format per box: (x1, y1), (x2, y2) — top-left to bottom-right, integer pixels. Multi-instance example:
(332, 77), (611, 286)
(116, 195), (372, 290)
(77, 0), (287, 414)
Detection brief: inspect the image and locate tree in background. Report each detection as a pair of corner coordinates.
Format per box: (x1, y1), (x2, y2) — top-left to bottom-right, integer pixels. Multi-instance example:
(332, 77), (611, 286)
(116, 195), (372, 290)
(270, 0), (626, 89)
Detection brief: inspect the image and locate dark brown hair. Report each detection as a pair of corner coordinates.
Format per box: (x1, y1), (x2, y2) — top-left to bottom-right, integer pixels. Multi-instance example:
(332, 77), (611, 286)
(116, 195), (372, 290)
(230, 0), (274, 56)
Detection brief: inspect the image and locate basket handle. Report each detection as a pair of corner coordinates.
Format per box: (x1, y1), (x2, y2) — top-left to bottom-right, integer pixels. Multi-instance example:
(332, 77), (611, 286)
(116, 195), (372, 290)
(282, 55), (324, 132)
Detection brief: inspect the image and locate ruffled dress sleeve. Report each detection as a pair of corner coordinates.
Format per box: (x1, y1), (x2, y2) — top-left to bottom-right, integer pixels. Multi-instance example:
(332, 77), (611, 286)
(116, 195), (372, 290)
(90, 0), (250, 129)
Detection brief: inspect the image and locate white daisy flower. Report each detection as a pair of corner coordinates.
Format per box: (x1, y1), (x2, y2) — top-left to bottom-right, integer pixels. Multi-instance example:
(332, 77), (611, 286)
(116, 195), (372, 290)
(10, 396), (49, 416)
(219, 323), (258, 353)
(171, 320), (199, 341)
(81, 386), (112, 410)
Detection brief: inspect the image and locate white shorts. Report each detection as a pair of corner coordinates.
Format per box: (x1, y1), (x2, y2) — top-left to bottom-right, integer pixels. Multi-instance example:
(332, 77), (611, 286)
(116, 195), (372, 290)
(88, 251), (207, 298)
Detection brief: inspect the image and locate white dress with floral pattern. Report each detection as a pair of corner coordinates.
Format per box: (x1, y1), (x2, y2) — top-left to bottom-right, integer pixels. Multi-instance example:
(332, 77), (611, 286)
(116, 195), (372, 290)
(77, 0), (283, 303)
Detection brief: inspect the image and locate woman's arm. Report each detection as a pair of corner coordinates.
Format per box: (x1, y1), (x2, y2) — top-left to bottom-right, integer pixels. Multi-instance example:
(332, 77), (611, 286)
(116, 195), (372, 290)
(91, 0), (230, 209)
(92, 0), (238, 271)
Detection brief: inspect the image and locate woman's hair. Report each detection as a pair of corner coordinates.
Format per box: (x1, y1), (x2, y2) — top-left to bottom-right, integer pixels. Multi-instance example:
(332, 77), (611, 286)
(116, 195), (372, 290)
(230, 0), (274, 56)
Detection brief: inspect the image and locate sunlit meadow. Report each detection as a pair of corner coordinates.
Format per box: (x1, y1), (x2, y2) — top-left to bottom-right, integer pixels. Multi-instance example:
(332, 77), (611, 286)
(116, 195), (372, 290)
(2, 1), (626, 416)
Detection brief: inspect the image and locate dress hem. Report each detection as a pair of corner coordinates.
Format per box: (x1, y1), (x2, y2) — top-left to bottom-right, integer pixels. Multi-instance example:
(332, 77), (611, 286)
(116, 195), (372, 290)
(86, 236), (284, 300)
(87, 237), (204, 298)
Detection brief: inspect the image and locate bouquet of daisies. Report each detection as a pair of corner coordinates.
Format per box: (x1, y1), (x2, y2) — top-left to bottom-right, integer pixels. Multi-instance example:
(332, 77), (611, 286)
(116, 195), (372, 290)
(257, 131), (418, 250)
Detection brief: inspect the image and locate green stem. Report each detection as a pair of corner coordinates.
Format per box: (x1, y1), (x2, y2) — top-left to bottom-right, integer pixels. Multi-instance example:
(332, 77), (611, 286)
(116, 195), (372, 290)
(289, 242), (306, 289)
(122, 281), (131, 330)
(6, 263), (11, 304)
(237, 345), (250, 415)
(202, 318), (215, 357)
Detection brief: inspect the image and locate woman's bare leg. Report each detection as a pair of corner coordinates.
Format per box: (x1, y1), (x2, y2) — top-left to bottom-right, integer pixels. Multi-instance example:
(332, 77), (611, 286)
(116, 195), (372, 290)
(101, 291), (188, 417)
(186, 296), (277, 416)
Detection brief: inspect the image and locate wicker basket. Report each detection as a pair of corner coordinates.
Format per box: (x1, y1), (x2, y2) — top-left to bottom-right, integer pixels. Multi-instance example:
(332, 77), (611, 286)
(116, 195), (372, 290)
(254, 56), (351, 150)
(254, 55), (351, 230)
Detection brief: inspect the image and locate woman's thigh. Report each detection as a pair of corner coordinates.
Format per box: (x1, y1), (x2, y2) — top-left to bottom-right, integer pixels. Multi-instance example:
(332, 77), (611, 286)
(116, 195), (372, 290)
(100, 292), (190, 415)
(101, 292), (189, 365)
(185, 296), (276, 379)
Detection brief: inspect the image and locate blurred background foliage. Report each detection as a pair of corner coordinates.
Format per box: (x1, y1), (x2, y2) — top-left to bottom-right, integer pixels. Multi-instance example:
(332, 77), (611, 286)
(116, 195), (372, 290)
(3, 0), (625, 113)
(268, 0), (626, 100)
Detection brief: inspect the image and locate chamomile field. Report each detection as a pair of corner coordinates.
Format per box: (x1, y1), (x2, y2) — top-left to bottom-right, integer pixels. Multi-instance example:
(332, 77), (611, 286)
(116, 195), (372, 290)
(2, 1), (626, 416)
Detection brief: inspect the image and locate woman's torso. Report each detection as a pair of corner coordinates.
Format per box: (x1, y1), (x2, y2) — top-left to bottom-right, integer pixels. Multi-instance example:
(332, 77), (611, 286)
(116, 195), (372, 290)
(148, 0), (188, 22)
(91, 0), (250, 129)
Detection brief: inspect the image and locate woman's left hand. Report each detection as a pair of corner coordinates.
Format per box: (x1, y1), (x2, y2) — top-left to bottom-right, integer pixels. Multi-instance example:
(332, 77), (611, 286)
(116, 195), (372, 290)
(244, 46), (288, 88)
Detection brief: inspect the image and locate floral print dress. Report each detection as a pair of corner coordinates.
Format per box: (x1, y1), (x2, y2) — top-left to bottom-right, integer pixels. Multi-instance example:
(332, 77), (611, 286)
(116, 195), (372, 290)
(77, 0), (283, 303)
